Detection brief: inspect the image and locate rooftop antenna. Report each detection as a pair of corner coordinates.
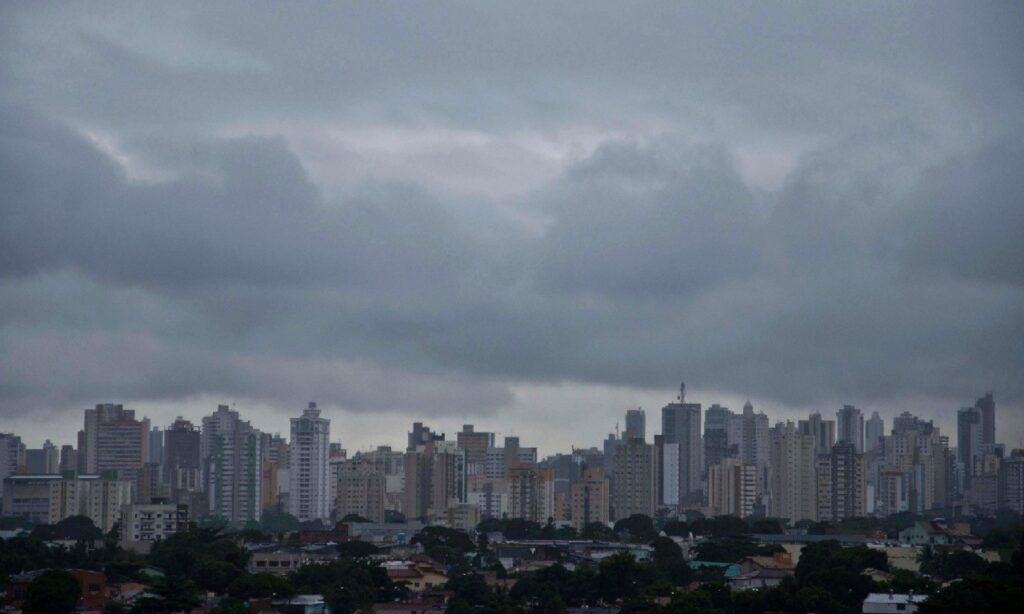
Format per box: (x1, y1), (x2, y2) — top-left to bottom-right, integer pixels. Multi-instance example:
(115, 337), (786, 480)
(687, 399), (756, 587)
(679, 381), (685, 403)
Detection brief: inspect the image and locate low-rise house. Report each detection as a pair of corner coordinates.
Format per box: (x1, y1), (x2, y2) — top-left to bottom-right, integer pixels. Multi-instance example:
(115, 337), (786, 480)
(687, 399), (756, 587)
(384, 561), (449, 593)
(862, 592), (927, 613)
(728, 552), (796, 591)
(4, 569), (111, 611)
(899, 521), (953, 546)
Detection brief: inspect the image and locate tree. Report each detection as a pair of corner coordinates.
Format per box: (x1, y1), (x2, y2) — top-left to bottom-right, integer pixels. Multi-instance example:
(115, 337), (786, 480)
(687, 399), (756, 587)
(662, 519), (689, 537)
(919, 576), (1024, 613)
(23, 569), (81, 614)
(340, 513), (371, 523)
(335, 540), (381, 558)
(614, 514), (657, 543)
(227, 573), (294, 600)
(411, 526), (476, 565)
(580, 522), (615, 541)
(130, 575), (202, 614)
(260, 510), (300, 533)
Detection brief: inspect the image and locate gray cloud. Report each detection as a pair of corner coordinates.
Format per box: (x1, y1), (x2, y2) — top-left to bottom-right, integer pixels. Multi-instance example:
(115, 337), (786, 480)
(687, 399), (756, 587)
(0, 1), (1022, 444)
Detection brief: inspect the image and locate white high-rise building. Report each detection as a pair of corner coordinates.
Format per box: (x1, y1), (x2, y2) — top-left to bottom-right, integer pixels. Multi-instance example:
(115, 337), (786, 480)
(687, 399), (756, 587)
(289, 402), (331, 522)
(769, 422), (818, 523)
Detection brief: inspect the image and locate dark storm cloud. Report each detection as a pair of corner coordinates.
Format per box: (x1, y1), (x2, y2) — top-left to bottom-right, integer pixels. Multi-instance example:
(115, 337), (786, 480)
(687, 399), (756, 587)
(0, 1), (1022, 429)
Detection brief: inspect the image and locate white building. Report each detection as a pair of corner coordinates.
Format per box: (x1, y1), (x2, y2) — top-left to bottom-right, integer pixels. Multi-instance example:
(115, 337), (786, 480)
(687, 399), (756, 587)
(862, 593), (927, 613)
(120, 502), (189, 553)
(289, 402), (331, 522)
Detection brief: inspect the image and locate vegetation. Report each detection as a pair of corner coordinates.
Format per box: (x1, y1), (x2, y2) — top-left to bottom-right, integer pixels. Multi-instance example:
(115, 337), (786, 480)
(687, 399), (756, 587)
(23, 569), (82, 614)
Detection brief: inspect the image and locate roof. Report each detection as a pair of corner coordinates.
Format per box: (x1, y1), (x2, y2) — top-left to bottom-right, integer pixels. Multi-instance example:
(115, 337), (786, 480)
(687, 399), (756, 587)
(863, 593), (928, 605)
(742, 555), (795, 570)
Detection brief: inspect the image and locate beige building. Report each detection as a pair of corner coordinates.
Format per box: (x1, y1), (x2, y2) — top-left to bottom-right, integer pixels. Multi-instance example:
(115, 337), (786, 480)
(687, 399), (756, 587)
(508, 465), (554, 523)
(769, 421), (818, 523)
(335, 459), (386, 522)
(445, 503), (481, 530)
(708, 458), (758, 518)
(611, 437), (658, 520)
(81, 404), (150, 482)
(2, 474), (132, 532)
(570, 468), (609, 528)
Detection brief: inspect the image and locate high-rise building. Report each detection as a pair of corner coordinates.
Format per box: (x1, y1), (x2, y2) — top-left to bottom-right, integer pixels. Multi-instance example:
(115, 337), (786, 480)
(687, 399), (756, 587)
(25, 440), (60, 474)
(0, 433), (26, 503)
(768, 422), (818, 523)
(288, 402), (331, 522)
(571, 467), (609, 529)
(957, 406), (983, 490)
(836, 405), (865, 453)
(611, 436), (658, 520)
(59, 445), (78, 474)
(999, 450), (1024, 515)
(403, 440), (466, 521)
(335, 459), (386, 523)
(976, 392), (995, 447)
(508, 465), (554, 523)
(407, 422), (444, 452)
(817, 442), (865, 522)
(149, 427), (164, 465)
(164, 418), (201, 503)
(202, 405), (263, 524)
(456, 425), (494, 474)
(735, 401), (770, 493)
(81, 404), (150, 482)
(799, 412), (836, 456)
(708, 458), (757, 518)
(661, 382), (702, 505)
(865, 412), (884, 454)
(625, 408), (646, 442)
(704, 405), (732, 472)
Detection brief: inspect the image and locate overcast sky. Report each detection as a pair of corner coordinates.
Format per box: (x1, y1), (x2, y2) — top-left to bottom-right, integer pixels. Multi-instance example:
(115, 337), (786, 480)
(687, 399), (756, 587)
(2, 1), (1022, 454)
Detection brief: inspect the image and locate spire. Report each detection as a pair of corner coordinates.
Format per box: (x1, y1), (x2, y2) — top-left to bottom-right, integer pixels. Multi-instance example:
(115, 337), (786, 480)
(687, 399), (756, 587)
(679, 381), (686, 403)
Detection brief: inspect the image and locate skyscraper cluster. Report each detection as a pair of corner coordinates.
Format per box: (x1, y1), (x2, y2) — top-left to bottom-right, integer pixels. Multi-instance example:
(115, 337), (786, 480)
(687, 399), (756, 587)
(1, 386), (1019, 531)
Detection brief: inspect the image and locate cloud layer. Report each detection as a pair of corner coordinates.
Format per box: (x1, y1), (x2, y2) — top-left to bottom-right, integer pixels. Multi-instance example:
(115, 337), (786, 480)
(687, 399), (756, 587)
(1, 2), (1022, 445)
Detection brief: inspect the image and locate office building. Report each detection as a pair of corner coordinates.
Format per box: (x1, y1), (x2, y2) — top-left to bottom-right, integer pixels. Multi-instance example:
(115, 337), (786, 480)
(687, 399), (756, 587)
(837, 405), (865, 453)
(976, 392), (995, 447)
(164, 417), (201, 502)
(798, 412), (836, 456)
(0, 433), (26, 503)
(289, 402), (331, 522)
(625, 408), (646, 442)
(865, 412), (884, 454)
(661, 382), (702, 504)
(25, 440), (59, 474)
(957, 406), (983, 490)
